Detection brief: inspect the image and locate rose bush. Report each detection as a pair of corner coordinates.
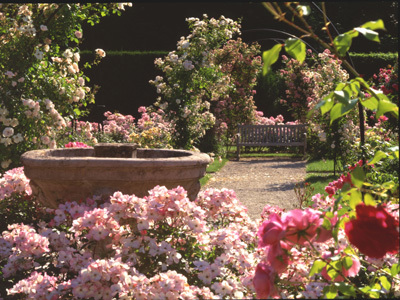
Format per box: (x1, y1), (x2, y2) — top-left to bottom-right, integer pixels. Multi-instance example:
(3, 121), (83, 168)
(150, 15), (263, 152)
(0, 3), (131, 172)
(0, 169), (265, 299)
(57, 108), (174, 149)
(253, 151), (399, 299)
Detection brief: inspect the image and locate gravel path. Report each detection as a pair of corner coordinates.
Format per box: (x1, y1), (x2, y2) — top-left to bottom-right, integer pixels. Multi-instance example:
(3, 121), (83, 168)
(202, 157), (306, 220)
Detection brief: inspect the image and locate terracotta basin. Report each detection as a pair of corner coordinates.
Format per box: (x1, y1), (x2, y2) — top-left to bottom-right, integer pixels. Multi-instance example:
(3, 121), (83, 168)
(21, 144), (211, 208)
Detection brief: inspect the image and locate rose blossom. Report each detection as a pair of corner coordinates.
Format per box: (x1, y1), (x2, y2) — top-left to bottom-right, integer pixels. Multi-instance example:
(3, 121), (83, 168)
(95, 48), (106, 58)
(282, 208), (322, 245)
(253, 262), (277, 299)
(266, 241), (291, 273)
(345, 203), (399, 258)
(257, 213), (286, 248)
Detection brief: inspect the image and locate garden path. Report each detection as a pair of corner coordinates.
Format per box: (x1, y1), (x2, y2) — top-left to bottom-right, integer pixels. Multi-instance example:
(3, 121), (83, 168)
(202, 157), (306, 220)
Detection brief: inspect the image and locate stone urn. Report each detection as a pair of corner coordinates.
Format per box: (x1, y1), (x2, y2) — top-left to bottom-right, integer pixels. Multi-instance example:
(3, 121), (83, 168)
(21, 143), (211, 208)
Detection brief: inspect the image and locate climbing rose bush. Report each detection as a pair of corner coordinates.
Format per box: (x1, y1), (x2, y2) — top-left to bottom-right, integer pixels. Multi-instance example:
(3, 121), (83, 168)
(150, 15), (263, 150)
(0, 3), (131, 172)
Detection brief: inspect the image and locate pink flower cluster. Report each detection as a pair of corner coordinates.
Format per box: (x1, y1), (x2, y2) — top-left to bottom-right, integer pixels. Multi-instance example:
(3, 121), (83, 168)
(254, 112), (300, 125)
(0, 166), (32, 201)
(1, 186), (261, 299)
(64, 141), (90, 148)
(372, 65), (398, 95)
(1, 223), (50, 278)
(253, 206), (346, 298)
(103, 111), (136, 141)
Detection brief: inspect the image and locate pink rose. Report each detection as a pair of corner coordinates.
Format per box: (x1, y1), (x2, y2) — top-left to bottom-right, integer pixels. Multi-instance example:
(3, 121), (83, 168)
(257, 213), (286, 248)
(75, 31), (82, 39)
(282, 208), (322, 245)
(253, 263), (277, 299)
(266, 241), (291, 273)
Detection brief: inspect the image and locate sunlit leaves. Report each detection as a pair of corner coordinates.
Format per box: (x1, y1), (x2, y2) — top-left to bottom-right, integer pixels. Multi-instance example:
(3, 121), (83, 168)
(355, 27), (380, 42)
(376, 99), (399, 118)
(333, 20), (385, 57)
(351, 166), (366, 188)
(309, 260), (326, 277)
(285, 38), (306, 63)
(333, 30), (359, 57)
(330, 99), (358, 124)
(360, 19), (385, 31)
(262, 43), (283, 75)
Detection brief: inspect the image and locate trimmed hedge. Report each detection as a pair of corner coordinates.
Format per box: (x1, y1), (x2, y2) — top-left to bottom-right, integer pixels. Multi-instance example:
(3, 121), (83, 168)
(348, 52), (398, 78)
(79, 51), (398, 123)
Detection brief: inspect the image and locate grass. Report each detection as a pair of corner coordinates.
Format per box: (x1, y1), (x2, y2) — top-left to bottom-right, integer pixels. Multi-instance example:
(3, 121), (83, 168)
(200, 158), (228, 187)
(305, 158), (339, 195)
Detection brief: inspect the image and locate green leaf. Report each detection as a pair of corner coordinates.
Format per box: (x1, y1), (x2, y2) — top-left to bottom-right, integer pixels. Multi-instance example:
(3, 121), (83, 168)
(262, 44), (283, 75)
(364, 193), (377, 206)
(379, 276), (391, 291)
(368, 150), (388, 165)
(327, 261), (342, 281)
(285, 38), (306, 63)
(309, 260), (327, 277)
(390, 263), (400, 276)
(334, 282), (356, 297)
(330, 99), (358, 124)
(355, 27), (380, 42)
(73, 108), (81, 117)
(333, 30), (358, 56)
(334, 33), (353, 56)
(360, 97), (379, 111)
(321, 98), (334, 115)
(351, 166), (366, 188)
(342, 256), (353, 270)
(334, 90), (350, 104)
(376, 99), (399, 118)
(323, 285), (338, 299)
(348, 188), (362, 209)
(360, 19), (385, 31)
(354, 76), (371, 89)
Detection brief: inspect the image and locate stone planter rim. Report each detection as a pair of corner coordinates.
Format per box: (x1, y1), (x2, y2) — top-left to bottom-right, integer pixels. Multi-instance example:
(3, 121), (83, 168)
(20, 148), (211, 168)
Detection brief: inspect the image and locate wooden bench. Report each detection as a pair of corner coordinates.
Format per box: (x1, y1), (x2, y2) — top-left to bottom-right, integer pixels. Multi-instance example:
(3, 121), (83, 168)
(236, 124), (307, 160)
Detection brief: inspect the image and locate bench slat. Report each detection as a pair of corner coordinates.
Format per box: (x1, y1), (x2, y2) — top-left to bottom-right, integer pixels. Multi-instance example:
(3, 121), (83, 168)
(236, 124), (307, 160)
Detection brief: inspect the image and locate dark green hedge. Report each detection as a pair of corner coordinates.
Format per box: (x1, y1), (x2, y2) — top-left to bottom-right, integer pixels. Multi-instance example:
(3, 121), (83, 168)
(79, 51), (398, 123)
(348, 52), (398, 79)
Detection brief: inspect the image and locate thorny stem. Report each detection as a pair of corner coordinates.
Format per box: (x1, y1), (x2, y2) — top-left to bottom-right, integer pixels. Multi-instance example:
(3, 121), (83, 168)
(321, 2), (334, 45)
(359, 257), (400, 283)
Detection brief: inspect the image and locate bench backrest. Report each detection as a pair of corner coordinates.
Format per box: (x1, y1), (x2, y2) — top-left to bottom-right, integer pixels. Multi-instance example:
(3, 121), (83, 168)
(237, 124), (307, 146)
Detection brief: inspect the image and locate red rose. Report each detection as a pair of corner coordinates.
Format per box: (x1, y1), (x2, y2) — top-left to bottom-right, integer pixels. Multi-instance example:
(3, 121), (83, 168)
(345, 204), (399, 258)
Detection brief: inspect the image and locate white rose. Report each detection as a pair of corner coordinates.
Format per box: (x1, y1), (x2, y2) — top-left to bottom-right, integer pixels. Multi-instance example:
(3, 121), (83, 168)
(182, 60), (194, 71)
(63, 49), (73, 58)
(40, 135), (51, 145)
(2, 127), (14, 137)
(34, 49), (44, 60)
(1, 159), (11, 169)
(95, 48), (106, 58)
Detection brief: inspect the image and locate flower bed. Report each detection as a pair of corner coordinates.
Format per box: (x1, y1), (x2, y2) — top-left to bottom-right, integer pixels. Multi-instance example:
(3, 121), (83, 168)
(1, 157), (399, 299)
